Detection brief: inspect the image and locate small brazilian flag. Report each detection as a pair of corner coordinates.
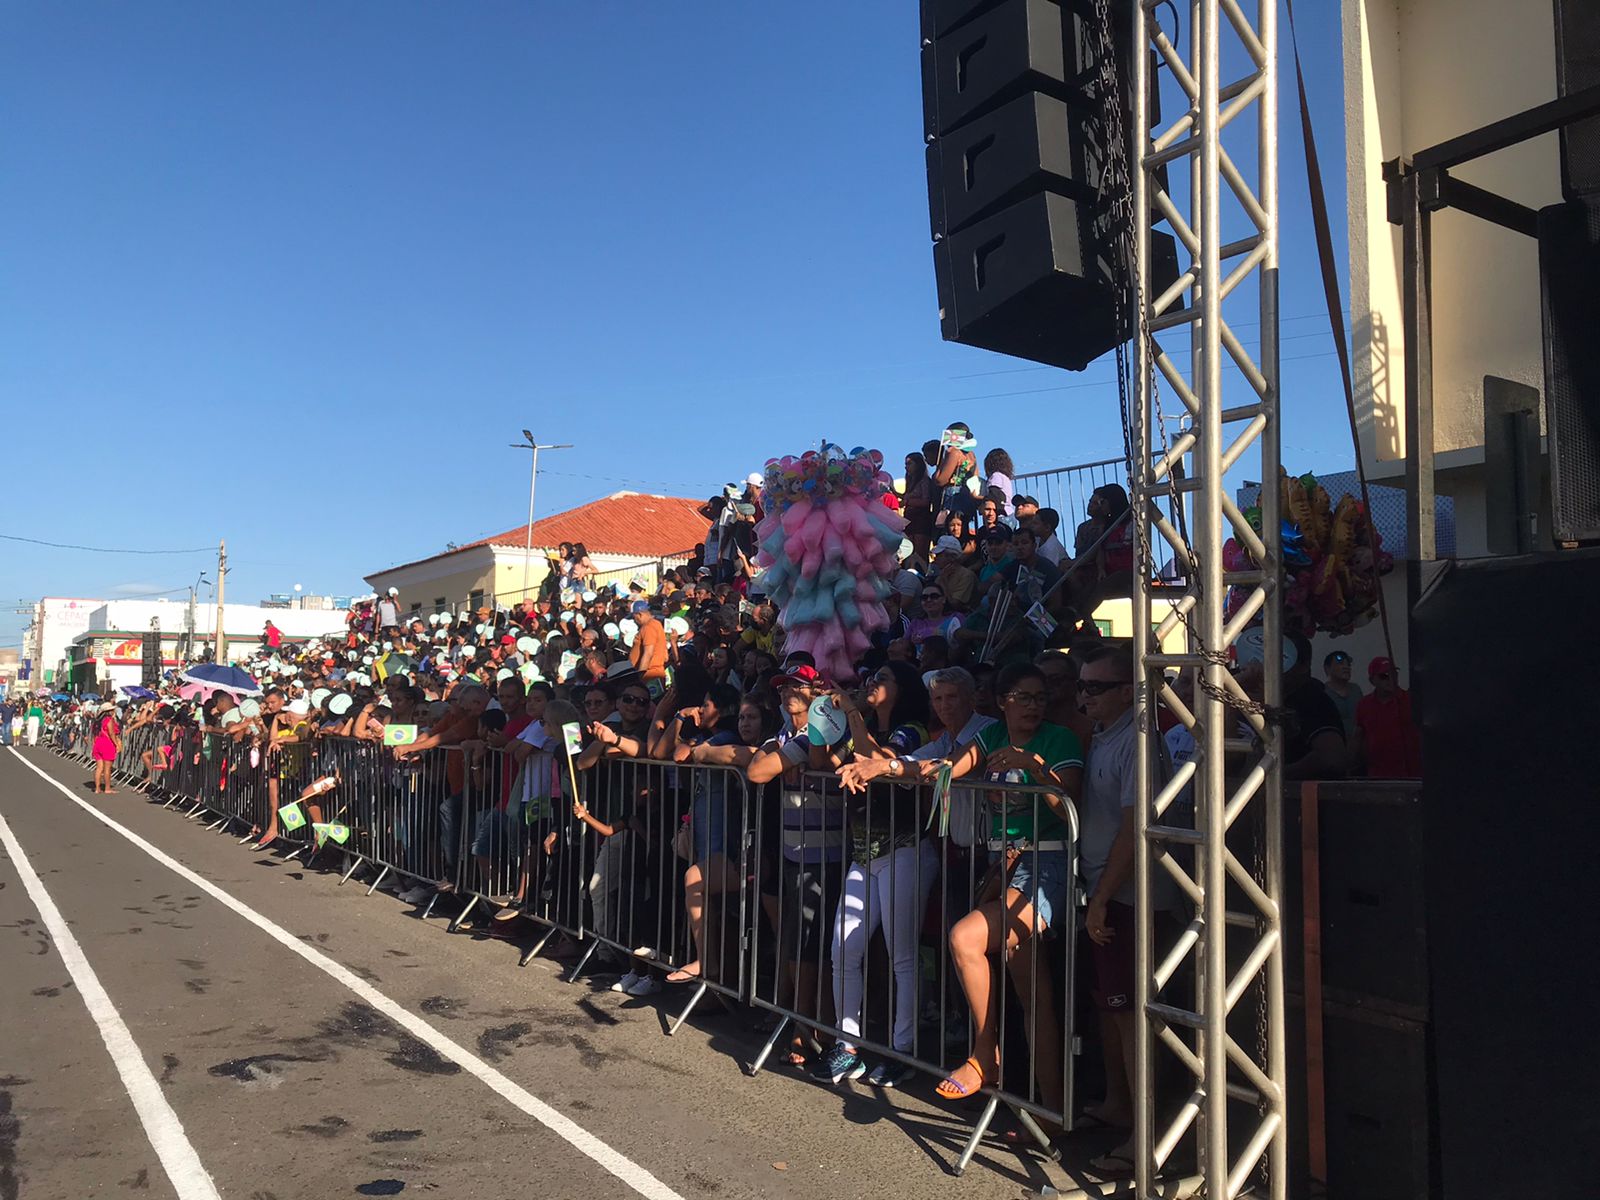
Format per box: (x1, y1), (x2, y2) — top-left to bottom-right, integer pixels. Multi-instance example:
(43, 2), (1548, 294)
(279, 802), (307, 831)
(312, 822), (350, 846)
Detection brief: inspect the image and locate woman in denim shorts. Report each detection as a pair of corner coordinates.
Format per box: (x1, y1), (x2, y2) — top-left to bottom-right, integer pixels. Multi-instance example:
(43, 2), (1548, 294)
(931, 662), (1083, 1121)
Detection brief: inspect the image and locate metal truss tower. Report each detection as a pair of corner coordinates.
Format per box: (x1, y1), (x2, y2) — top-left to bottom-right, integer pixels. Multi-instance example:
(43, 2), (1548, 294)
(1129, 0), (1286, 1197)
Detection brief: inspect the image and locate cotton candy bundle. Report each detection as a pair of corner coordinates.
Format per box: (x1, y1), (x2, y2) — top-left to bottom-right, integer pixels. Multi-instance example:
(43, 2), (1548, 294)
(755, 443), (905, 682)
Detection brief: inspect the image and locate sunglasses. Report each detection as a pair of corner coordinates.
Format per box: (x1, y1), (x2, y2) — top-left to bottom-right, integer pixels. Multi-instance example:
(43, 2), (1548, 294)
(619, 694), (649, 704)
(1003, 691), (1047, 706)
(1078, 678), (1133, 696)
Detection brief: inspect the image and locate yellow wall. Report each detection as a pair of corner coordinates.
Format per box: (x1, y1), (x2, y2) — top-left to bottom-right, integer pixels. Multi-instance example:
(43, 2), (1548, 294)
(366, 557), (497, 616)
(1089, 597), (1191, 656)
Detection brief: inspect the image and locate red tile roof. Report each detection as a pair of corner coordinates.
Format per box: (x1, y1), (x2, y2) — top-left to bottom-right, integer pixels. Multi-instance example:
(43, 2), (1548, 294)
(467, 492), (707, 559)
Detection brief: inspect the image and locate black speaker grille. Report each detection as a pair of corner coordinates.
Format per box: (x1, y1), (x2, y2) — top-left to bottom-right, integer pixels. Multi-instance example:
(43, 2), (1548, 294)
(1538, 198), (1600, 543)
(1554, 0), (1600, 199)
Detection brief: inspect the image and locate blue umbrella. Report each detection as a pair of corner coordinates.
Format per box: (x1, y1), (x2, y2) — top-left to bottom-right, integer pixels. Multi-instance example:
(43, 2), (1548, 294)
(120, 685), (157, 700)
(179, 663), (262, 696)
(50, 693), (72, 701)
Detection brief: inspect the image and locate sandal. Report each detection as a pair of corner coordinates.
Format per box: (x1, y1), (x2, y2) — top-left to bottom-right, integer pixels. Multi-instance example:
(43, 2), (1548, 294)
(935, 1057), (987, 1100)
(1090, 1149), (1136, 1176)
(783, 1034), (820, 1068)
(665, 965), (702, 984)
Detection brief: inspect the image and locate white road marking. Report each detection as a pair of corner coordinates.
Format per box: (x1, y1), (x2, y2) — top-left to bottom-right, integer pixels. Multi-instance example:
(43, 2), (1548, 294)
(7, 748), (688, 1200)
(0, 804), (222, 1200)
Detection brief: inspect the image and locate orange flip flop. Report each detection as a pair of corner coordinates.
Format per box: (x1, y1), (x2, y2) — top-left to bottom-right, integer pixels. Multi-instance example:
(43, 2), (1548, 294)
(935, 1057), (987, 1100)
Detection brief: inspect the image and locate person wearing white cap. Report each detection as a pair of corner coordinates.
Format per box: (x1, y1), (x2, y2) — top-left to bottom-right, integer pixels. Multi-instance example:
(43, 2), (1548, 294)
(931, 535), (978, 610)
(378, 589), (400, 631)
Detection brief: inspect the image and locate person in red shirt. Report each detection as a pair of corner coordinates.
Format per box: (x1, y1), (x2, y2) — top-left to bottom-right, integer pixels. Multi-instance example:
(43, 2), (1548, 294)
(1355, 656), (1421, 779)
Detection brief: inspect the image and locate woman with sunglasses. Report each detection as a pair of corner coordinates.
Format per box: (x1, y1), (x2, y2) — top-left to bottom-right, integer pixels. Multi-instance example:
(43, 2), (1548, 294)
(930, 661), (1081, 1122)
(814, 660), (936, 1086)
(907, 586), (962, 648)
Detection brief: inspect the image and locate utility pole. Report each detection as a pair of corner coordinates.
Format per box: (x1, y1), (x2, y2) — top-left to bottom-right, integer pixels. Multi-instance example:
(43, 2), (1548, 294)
(509, 431), (573, 606)
(183, 570), (207, 665)
(214, 540), (227, 665)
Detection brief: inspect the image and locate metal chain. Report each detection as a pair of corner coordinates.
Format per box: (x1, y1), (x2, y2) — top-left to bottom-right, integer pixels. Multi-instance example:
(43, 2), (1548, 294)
(1088, 0), (1278, 725)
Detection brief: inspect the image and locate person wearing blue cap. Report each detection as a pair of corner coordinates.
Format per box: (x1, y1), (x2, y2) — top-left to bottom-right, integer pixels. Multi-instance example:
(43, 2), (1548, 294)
(628, 601), (667, 687)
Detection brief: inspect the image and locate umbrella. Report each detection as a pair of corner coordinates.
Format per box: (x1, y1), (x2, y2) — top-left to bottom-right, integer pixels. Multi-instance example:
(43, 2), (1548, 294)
(375, 652), (417, 681)
(81, 693), (102, 702)
(50, 693), (72, 701)
(120, 685), (157, 700)
(179, 663), (262, 696)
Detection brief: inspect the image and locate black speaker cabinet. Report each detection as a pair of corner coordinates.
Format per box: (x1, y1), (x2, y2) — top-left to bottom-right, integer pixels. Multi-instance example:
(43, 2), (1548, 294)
(1554, 0), (1600, 200)
(1413, 549), (1600, 1200)
(1537, 198), (1600, 544)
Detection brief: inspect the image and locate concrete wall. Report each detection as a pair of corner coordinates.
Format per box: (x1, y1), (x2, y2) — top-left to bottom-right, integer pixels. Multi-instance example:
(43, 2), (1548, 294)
(1343, 0), (1562, 556)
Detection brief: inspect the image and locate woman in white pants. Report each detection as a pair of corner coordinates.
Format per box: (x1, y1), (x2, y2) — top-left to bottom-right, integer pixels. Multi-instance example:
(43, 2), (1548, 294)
(815, 662), (935, 1088)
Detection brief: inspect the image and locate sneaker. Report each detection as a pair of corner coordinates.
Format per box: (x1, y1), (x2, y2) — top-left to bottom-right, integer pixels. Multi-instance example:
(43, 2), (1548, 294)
(611, 970), (642, 993)
(399, 885), (432, 905)
(813, 1042), (866, 1085)
(865, 1060), (917, 1089)
(623, 973), (662, 997)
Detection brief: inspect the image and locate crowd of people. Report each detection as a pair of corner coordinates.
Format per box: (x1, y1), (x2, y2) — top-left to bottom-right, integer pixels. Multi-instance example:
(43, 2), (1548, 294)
(10, 420), (1419, 1173)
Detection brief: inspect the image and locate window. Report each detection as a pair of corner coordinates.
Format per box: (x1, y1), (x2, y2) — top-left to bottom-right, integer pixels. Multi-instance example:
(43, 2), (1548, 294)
(433, 596), (446, 612)
(469, 589), (484, 611)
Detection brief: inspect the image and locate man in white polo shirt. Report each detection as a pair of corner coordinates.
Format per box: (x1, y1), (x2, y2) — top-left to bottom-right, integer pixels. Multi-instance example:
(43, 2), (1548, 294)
(1076, 643), (1183, 1174)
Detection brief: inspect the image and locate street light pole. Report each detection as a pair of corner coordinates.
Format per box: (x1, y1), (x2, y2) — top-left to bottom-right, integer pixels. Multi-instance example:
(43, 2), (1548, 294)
(509, 431), (573, 606)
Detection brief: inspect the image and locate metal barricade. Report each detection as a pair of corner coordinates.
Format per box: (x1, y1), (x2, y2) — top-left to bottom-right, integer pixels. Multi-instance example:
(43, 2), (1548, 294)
(745, 771), (1081, 1173)
(565, 755), (755, 1032)
(506, 741), (592, 965)
(448, 744), (524, 930)
(357, 738), (446, 894)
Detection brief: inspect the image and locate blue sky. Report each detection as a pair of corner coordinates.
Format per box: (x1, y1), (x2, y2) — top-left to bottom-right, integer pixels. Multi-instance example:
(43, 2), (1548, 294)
(0, 1), (1351, 647)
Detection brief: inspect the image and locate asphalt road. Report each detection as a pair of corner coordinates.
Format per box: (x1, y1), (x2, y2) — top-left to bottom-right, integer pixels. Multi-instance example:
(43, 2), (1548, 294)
(0, 744), (1127, 1200)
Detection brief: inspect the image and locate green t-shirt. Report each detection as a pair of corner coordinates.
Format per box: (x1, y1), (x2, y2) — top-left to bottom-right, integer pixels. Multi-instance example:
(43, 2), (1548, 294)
(974, 720), (1083, 843)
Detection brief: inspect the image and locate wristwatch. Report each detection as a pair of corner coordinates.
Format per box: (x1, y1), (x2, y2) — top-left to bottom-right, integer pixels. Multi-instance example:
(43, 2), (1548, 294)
(889, 757), (906, 777)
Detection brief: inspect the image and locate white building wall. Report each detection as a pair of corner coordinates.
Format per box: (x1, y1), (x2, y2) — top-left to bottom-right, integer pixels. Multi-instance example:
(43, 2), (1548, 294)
(1344, 0), (1562, 556)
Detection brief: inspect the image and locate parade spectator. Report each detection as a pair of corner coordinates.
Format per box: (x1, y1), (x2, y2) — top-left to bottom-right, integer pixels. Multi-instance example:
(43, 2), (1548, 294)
(747, 664), (841, 1069)
(629, 602), (668, 686)
(930, 536), (978, 611)
(91, 702), (122, 794)
(1321, 649), (1362, 740)
(934, 662), (1080, 1119)
(907, 580), (963, 647)
(932, 421), (979, 520)
(1076, 643), (1184, 1169)
(983, 447), (1016, 515)
(1355, 656), (1421, 778)
(1034, 508), (1068, 568)
(1282, 633), (1347, 780)
(902, 450), (936, 562)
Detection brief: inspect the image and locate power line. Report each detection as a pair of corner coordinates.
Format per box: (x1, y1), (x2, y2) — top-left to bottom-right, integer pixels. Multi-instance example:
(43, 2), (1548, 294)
(0, 533), (213, 555)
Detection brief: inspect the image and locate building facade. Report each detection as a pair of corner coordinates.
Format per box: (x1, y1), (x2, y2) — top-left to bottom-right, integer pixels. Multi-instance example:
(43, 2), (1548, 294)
(1343, 0), (1563, 556)
(365, 491), (707, 615)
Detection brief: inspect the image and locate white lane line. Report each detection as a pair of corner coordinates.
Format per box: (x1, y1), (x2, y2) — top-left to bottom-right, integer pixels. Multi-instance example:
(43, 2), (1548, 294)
(7, 748), (688, 1200)
(0, 804), (222, 1199)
